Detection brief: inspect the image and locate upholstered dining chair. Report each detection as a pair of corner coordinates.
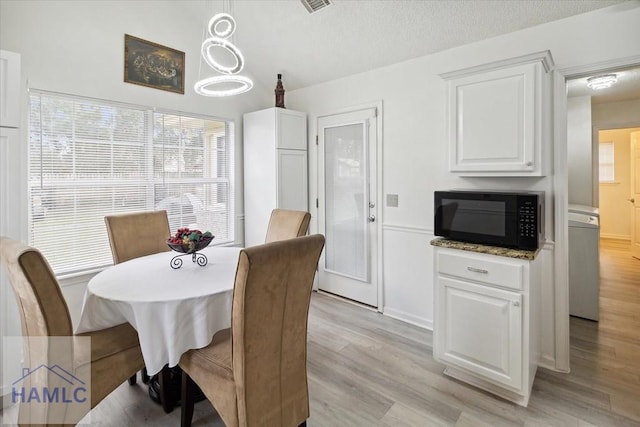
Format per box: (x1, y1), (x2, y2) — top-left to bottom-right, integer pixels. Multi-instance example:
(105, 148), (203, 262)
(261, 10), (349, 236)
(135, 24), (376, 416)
(264, 209), (311, 243)
(179, 234), (325, 427)
(104, 209), (170, 385)
(0, 236), (145, 426)
(104, 209), (171, 264)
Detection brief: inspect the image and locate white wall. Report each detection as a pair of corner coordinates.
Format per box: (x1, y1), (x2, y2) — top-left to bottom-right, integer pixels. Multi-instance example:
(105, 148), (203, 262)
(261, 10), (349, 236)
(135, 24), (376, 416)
(567, 96), (593, 205)
(593, 98), (640, 129)
(288, 3), (640, 368)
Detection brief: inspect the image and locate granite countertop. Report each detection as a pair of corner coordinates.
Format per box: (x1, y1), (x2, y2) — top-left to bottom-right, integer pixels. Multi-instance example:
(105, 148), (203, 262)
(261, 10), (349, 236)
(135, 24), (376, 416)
(430, 237), (540, 260)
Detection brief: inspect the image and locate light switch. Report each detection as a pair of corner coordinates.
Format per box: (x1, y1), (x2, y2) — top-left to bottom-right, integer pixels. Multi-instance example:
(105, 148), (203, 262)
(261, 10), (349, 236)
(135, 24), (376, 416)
(386, 194), (398, 207)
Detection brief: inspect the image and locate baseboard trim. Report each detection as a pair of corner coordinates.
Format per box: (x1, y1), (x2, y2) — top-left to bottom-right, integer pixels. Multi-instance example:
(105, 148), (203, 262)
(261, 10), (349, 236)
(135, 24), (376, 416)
(315, 290), (378, 312)
(538, 355), (559, 372)
(382, 307), (432, 331)
(600, 233), (630, 241)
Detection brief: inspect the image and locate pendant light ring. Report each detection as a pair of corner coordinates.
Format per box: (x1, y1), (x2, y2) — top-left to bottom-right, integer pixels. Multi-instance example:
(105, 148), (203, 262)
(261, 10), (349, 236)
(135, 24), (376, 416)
(201, 37), (245, 75)
(208, 13), (236, 38)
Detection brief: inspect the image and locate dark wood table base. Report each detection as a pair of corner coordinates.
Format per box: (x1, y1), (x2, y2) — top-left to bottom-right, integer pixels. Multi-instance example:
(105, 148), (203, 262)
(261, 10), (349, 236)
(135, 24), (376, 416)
(148, 365), (205, 413)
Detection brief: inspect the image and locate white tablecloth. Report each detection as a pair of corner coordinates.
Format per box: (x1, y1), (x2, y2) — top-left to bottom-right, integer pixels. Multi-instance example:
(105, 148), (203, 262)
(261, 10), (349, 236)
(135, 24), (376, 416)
(76, 246), (241, 375)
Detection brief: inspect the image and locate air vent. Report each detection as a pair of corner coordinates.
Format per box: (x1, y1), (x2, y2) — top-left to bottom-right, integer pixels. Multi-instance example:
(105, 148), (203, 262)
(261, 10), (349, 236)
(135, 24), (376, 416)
(301, 0), (332, 14)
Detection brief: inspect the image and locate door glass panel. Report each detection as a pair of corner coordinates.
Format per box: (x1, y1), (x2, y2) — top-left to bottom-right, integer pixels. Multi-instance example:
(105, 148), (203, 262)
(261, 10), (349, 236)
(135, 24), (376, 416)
(324, 123), (368, 281)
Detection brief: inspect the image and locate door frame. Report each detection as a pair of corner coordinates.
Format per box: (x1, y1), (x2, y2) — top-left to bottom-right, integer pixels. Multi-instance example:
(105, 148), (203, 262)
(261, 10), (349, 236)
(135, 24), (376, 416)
(553, 54), (640, 372)
(629, 130), (640, 258)
(314, 100), (384, 311)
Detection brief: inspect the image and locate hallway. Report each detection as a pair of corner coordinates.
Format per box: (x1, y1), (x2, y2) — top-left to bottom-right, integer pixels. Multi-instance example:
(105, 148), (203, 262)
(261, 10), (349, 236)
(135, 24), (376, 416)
(562, 238), (640, 422)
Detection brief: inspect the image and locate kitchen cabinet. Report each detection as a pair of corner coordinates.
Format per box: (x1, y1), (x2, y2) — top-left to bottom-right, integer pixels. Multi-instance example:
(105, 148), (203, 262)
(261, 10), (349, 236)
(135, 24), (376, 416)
(0, 50), (21, 128)
(432, 244), (541, 407)
(440, 51), (553, 176)
(243, 107), (308, 247)
(1, 48), (23, 406)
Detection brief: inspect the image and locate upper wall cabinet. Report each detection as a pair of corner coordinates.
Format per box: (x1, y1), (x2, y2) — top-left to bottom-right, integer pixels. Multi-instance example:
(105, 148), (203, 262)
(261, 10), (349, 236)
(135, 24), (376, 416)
(441, 51), (554, 176)
(0, 50), (21, 128)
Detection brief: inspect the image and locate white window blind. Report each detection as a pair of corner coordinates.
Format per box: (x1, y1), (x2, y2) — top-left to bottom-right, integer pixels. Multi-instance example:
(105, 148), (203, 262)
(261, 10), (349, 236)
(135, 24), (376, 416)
(599, 141), (615, 183)
(28, 91), (234, 275)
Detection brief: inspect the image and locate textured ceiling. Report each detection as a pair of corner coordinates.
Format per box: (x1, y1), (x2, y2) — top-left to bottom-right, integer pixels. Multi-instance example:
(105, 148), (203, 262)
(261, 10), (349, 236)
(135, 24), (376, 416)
(187, 0), (628, 93)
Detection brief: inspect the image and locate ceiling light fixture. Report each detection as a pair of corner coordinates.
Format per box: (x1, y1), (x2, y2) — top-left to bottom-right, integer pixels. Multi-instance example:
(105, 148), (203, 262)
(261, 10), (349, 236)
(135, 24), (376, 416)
(195, 7), (253, 97)
(586, 74), (618, 90)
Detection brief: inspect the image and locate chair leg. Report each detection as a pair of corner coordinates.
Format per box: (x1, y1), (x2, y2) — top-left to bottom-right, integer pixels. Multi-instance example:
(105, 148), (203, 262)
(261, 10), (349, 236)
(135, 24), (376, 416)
(299, 421), (307, 427)
(128, 373), (136, 385)
(181, 371), (196, 427)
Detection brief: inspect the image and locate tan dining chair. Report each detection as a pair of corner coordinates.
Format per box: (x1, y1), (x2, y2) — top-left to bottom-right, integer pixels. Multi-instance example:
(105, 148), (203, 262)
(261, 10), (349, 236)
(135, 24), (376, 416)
(104, 209), (170, 386)
(0, 236), (145, 426)
(179, 234), (325, 427)
(104, 210), (171, 264)
(264, 209), (311, 243)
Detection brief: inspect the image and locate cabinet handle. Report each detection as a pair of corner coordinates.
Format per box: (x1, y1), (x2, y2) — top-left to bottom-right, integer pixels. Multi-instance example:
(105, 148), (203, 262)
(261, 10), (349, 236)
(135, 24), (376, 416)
(467, 266), (488, 274)
(513, 301), (520, 307)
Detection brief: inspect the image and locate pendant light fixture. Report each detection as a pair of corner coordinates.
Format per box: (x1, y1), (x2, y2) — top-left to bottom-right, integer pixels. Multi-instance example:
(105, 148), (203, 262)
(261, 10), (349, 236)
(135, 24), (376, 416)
(195, 2), (253, 97)
(586, 74), (618, 90)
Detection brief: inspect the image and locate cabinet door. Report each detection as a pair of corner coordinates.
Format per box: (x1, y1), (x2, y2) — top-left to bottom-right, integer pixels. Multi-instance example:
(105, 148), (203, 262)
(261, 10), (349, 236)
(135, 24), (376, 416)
(276, 109), (306, 150)
(277, 149), (308, 211)
(448, 62), (539, 174)
(434, 276), (523, 390)
(0, 50), (21, 128)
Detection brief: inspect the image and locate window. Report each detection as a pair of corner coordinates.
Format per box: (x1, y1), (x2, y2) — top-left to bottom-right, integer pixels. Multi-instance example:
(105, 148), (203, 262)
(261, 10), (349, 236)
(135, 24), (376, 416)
(599, 141), (615, 183)
(28, 91), (234, 275)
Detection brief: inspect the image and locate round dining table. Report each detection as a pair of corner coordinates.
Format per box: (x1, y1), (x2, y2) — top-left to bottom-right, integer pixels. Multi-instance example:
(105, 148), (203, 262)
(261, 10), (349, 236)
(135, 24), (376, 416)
(76, 246), (242, 377)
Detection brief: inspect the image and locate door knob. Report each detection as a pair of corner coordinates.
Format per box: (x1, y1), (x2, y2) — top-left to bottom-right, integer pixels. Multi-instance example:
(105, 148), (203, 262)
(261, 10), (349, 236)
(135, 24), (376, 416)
(369, 202), (375, 208)
(368, 215), (376, 223)
(628, 198), (635, 203)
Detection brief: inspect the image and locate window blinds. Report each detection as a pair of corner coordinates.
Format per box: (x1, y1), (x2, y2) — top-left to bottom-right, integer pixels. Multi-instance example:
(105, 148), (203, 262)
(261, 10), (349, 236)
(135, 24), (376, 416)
(599, 141), (615, 183)
(28, 91), (234, 275)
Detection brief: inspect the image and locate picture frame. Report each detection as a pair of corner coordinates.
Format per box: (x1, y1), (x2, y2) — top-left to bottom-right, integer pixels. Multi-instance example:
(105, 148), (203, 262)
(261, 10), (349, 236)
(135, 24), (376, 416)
(124, 34), (185, 94)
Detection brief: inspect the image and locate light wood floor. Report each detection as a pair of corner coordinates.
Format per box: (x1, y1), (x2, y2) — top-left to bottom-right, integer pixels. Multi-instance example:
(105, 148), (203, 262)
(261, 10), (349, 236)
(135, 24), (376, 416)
(2, 238), (639, 426)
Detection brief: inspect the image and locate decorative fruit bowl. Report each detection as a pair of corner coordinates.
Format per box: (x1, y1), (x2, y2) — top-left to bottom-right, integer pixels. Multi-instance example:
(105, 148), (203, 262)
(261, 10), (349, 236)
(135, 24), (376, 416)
(166, 228), (215, 269)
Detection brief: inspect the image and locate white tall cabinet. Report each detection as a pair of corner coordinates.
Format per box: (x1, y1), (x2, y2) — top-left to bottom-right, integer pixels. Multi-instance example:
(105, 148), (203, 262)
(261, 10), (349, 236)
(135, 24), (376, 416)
(243, 107), (308, 247)
(1, 49), (23, 407)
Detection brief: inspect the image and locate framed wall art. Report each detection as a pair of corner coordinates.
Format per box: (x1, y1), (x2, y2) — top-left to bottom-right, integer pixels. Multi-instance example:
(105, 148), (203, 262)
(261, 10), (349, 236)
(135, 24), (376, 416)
(124, 34), (185, 94)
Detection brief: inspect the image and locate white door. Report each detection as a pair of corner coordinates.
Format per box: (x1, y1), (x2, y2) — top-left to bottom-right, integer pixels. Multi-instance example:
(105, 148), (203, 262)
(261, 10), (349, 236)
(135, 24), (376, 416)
(317, 107), (378, 307)
(630, 131), (640, 259)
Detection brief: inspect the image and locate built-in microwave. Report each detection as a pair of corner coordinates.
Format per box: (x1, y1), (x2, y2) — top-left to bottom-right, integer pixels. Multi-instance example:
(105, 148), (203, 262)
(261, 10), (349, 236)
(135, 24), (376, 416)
(434, 190), (544, 251)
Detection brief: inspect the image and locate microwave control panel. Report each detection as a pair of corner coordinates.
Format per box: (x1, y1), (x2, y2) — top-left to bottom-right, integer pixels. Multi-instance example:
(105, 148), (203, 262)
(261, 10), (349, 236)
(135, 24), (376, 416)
(518, 203), (537, 239)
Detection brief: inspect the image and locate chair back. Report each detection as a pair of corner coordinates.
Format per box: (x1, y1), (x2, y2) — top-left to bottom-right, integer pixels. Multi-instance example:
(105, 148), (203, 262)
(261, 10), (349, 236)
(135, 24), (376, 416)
(231, 234), (324, 426)
(105, 210), (170, 264)
(0, 237), (73, 337)
(0, 237), (76, 423)
(264, 209), (311, 243)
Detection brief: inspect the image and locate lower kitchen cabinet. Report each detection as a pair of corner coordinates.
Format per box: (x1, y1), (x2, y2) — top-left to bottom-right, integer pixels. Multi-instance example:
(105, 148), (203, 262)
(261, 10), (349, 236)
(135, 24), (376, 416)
(432, 244), (541, 407)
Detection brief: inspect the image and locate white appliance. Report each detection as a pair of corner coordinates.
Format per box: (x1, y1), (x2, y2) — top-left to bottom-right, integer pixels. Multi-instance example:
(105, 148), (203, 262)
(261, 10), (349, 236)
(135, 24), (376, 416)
(568, 212), (600, 321)
(568, 203), (600, 218)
